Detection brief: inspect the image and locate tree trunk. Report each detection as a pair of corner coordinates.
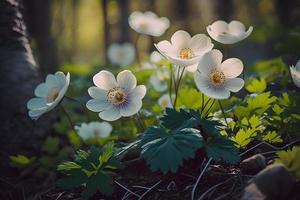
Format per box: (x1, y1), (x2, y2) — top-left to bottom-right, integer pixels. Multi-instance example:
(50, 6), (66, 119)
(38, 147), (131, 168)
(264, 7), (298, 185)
(118, 0), (130, 43)
(0, 0), (53, 174)
(23, 0), (59, 75)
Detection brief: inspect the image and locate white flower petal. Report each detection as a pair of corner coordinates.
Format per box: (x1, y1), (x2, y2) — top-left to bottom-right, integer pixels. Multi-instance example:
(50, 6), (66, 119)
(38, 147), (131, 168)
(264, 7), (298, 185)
(197, 49), (223, 75)
(88, 87), (107, 100)
(93, 70), (117, 90)
(189, 34), (213, 55)
(131, 85), (147, 99)
(34, 83), (49, 97)
(228, 20), (245, 35)
(221, 58), (243, 78)
(86, 99), (111, 112)
(295, 60), (300, 71)
(99, 107), (121, 121)
(28, 108), (48, 120)
(290, 66), (300, 88)
(167, 54), (202, 67)
(155, 41), (177, 57)
(27, 98), (47, 110)
(96, 122), (112, 137)
(171, 30), (191, 49)
(209, 20), (228, 34)
(117, 70), (137, 91)
(54, 71), (67, 88)
(224, 78), (244, 92)
(120, 99), (142, 117)
(186, 63), (198, 72)
(46, 74), (59, 88)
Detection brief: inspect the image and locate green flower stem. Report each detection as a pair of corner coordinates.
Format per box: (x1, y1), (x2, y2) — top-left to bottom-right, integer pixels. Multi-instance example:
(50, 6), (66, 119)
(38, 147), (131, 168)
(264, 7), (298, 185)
(218, 100), (228, 127)
(134, 33), (142, 67)
(191, 157), (213, 200)
(60, 104), (76, 132)
(64, 96), (91, 120)
(203, 99), (215, 117)
(173, 66), (185, 109)
(168, 65), (174, 107)
(137, 111), (146, 131)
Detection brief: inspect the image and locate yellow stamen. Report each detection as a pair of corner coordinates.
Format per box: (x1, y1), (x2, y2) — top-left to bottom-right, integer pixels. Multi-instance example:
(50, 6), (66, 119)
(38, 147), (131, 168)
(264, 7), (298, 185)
(107, 87), (127, 105)
(179, 48), (193, 59)
(210, 69), (225, 86)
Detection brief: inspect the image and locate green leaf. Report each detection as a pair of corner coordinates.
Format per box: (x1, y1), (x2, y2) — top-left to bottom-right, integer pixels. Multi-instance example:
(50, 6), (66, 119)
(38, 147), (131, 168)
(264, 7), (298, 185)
(231, 129), (255, 148)
(99, 143), (114, 167)
(275, 146), (300, 180)
(262, 131), (283, 143)
(177, 88), (202, 109)
(141, 127), (204, 173)
(10, 155), (31, 165)
(81, 172), (113, 198)
(42, 136), (60, 155)
(272, 104), (284, 115)
(246, 78), (267, 93)
(205, 136), (240, 164)
(57, 162), (81, 171)
(57, 169), (87, 189)
(160, 108), (196, 130)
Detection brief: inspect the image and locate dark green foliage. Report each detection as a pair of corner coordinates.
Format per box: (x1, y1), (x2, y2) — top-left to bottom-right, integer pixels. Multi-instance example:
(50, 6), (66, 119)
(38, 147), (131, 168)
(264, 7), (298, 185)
(141, 126), (204, 174)
(57, 143), (122, 198)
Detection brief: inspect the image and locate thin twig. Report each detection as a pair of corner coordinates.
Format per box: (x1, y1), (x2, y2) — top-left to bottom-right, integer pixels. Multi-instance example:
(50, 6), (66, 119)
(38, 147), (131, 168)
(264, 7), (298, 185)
(115, 181), (141, 198)
(191, 158), (213, 200)
(173, 66), (185, 108)
(240, 138), (300, 157)
(138, 180), (162, 200)
(203, 99), (216, 117)
(200, 93), (205, 115)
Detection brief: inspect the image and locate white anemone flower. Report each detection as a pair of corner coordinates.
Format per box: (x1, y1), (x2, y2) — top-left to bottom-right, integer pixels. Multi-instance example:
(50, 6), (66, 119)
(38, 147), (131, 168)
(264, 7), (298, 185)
(86, 70), (146, 121)
(128, 11), (170, 36)
(207, 20), (253, 44)
(150, 70), (169, 92)
(290, 60), (300, 88)
(158, 93), (174, 109)
(75, 121), (112, 141)
(194, 49), (244, 99)
(27, 71), (70, 120)
(108, 43), (135, 67)
(155, 30), (214, 67)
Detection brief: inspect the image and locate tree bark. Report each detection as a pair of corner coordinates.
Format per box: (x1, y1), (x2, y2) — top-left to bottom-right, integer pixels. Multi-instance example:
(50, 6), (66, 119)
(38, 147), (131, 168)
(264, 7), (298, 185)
(23, 0), (59, 75)
(0, 0), (53, 173)
(118, 0), (130, 43)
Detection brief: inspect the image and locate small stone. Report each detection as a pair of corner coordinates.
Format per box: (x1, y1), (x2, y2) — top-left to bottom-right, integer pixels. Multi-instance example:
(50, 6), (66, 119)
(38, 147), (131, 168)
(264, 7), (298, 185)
(242, 163), (296, 200)
(241, 183), (266, 200)
(240, 154), (266, 175)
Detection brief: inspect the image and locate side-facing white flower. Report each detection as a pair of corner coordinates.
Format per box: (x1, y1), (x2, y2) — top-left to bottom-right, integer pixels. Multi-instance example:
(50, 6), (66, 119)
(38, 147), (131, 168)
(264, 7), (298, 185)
(75, 121), (112, 141)
(129, 11), (170, 36)
(27, 71), (70, 120)
(108, 43), (135, 67)
(155, 30), (213, 67)
(207, 20), (253, 44)
(158, 93), (174, 109)
(290, 60), (300, 88)
(86, 70), (146, 121)
(150, 71), (168, 92)
(194, 49), (244, 99)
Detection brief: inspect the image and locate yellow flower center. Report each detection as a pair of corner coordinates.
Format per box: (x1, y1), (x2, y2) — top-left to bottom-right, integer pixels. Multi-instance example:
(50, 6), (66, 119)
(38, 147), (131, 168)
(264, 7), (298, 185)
(107, 87), (127, 105)
(47, 88), (60, 103)
(179, 48), (193, 59)
(210, 69), (225, 86)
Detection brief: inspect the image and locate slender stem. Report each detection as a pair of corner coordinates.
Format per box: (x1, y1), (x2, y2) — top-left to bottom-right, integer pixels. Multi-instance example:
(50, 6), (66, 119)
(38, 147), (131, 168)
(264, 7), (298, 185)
(115, 181), (141, 198)
(203, 99), (215, 117)
(191, 158), (213, 200)
(60, 105), (76, 132)
(173, 66), (185, 109)
(218, 100), (228, 127)
(169, 65), (174, 107)
(137, 111), (146, 131)
(200, 93), (205, 115)
(134, 34), (142, 67)
(64, 96), (90, 120)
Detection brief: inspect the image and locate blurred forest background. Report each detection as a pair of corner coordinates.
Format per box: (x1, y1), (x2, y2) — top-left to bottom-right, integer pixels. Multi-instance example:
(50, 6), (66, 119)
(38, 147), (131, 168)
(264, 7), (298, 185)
(23, 0), (300, 74)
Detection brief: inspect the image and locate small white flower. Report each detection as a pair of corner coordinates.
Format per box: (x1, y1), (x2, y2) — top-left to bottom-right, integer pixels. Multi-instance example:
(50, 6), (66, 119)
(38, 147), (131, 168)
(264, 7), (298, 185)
(150, 70), (169, 92)
(194, 49), (244, 99)
(75, 121), (112, 141)
(207, 20), (253, 44)
(86, 70), (146, 121)
(129, 11), (170, 36)
(155, 30), (213, 67)
(150, 51), (164, 64)
(27, 71), (70, 120)
(158, 93), (174, 109)
(108, 43), (135, 67)
(290, 60), (300, 88)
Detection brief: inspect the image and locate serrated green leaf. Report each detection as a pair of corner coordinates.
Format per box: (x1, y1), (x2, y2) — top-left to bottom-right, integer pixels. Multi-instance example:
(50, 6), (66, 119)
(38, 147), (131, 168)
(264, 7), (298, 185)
(262, 131), (283, 143)
(275, 146), (300, 180)
(205, 136), (240, 164)
(272, 104), (284, 115)
(231, 129), (253, 148)
(10, 155), (31, 166)
(141, 127), (204, 173)
(177, 88), (202, 109)
(57, 169), (87, 189)
(57, 162), (81, 171)
(246, 78), (267, 93)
